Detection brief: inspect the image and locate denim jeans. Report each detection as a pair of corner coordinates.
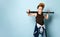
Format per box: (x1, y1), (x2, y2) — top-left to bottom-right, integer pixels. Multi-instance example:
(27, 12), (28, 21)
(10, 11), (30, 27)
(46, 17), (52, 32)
(33, 23), (47, 37)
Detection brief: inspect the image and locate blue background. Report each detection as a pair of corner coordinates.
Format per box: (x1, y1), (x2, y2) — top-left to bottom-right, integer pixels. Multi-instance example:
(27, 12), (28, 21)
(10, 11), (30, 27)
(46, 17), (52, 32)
(0, 0), (60, 37)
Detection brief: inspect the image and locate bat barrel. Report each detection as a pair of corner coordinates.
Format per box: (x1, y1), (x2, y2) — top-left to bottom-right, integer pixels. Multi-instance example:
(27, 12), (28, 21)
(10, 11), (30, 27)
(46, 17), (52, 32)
(43, 12), (54, 13)
(27, 11), (54, 14)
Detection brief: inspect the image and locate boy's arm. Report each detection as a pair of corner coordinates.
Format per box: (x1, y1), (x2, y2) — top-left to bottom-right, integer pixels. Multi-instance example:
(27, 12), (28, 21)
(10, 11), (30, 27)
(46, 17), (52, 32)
(28, 13), (37, 16)
(44, 9), (51, 20)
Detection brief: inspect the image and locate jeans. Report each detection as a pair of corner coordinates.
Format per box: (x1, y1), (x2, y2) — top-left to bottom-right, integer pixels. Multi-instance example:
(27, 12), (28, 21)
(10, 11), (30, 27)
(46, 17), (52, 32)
(33, 23), (47, 37)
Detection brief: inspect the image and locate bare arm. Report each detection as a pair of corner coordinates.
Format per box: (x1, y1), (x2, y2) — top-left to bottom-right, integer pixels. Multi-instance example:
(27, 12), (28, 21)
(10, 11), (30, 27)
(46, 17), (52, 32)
(44, 9), (51, 19)
(44, 14), (49, 20)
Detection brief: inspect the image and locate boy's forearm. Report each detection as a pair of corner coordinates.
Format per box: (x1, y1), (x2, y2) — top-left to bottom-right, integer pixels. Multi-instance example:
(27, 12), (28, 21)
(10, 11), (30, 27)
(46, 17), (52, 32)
(44, 14), (49, 19)
(46, 14), (49, 19)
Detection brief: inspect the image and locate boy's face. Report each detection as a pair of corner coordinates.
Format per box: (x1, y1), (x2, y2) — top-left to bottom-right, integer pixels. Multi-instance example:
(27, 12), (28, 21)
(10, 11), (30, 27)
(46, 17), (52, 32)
(37, 6), (43, 13)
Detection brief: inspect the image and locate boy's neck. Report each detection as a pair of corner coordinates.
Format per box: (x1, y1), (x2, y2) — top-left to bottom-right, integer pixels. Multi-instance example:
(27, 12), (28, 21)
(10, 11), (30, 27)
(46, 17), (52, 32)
(38, 12), (42, 15)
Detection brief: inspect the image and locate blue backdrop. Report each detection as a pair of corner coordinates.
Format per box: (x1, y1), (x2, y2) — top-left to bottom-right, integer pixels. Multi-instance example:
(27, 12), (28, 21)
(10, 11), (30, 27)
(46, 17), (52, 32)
(0, 0), (60, 37)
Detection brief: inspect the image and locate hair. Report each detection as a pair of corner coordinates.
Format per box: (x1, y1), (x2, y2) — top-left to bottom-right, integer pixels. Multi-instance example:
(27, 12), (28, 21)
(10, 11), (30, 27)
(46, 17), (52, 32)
(37, 3), (45, 9)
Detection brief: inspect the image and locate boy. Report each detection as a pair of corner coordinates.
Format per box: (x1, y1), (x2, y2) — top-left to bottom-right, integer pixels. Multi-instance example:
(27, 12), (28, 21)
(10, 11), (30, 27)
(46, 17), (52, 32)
(27, 3), (48, 37)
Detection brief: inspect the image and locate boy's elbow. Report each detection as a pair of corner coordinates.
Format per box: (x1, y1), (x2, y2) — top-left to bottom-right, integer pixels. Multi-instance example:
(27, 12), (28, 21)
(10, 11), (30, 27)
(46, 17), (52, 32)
(28, 14), (30, 16)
